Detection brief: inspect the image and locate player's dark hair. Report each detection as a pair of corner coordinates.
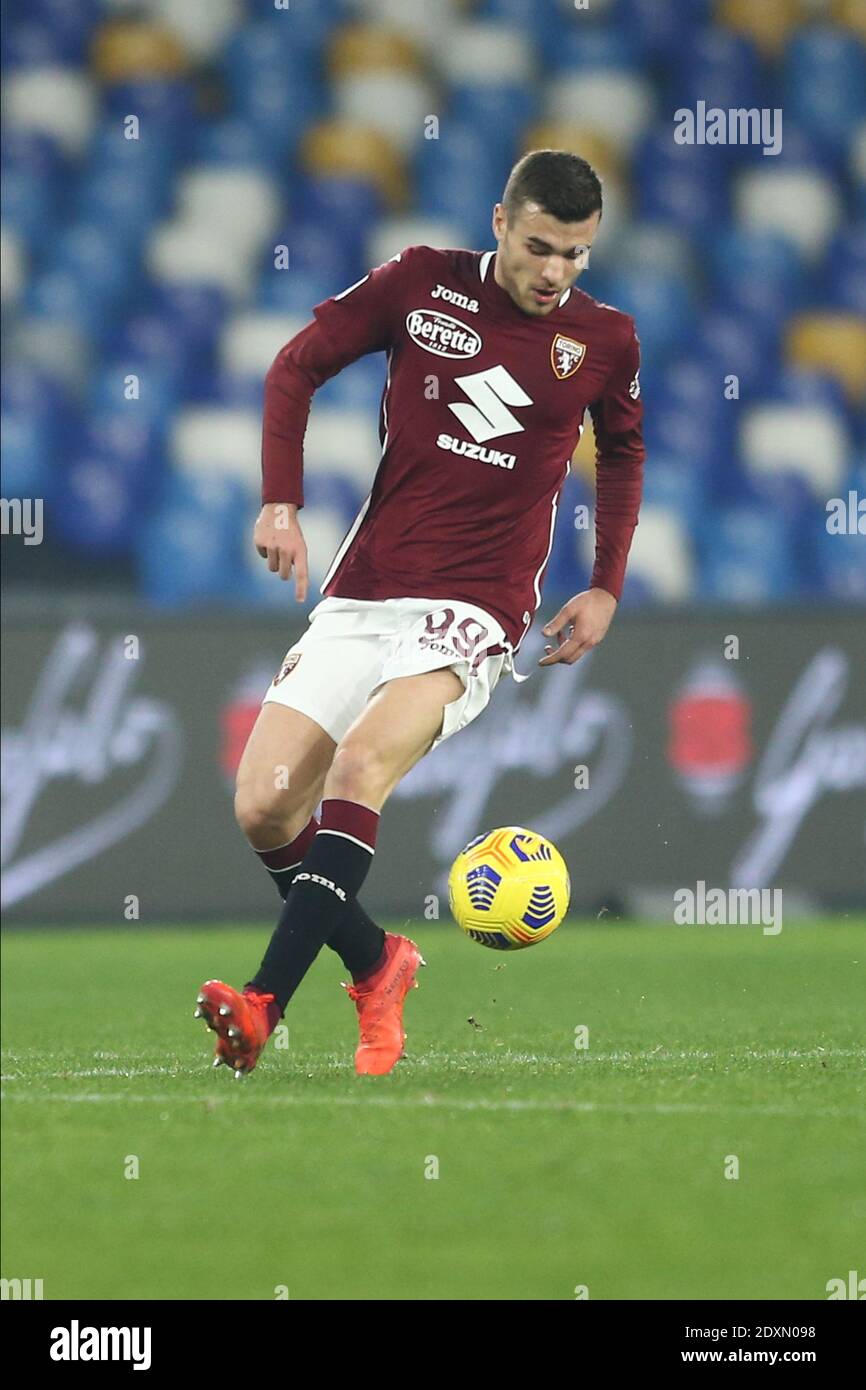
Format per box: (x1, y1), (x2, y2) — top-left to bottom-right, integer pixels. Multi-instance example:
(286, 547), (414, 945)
(502, 150), (603, 224)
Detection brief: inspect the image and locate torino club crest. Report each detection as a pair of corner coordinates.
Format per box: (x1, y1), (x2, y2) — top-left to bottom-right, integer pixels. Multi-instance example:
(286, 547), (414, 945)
(551, 334), (586, 379)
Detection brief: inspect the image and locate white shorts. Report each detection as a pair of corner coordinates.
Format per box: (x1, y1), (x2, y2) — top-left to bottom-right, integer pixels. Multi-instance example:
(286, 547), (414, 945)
(263, 596), (514, 748)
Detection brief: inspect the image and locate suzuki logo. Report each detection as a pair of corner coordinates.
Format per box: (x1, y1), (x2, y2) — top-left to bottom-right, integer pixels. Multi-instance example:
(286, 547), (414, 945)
(448, 365), (533, 444)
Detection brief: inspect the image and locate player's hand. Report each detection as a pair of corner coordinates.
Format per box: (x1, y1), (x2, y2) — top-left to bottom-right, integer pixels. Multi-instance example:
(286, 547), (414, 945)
(538, 588), (617, 667)
(254, 503), (309, 602)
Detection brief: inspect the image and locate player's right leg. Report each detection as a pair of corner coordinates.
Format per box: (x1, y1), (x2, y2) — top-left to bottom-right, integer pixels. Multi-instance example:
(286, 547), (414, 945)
(197, 703), (335, 1074)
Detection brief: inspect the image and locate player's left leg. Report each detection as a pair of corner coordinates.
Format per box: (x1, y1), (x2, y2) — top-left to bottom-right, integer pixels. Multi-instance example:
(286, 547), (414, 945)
(245, 667), (464, 1071)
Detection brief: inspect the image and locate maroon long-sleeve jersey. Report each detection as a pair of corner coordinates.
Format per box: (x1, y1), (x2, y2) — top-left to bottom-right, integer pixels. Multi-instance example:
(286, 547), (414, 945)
(262, 244), (644, 650)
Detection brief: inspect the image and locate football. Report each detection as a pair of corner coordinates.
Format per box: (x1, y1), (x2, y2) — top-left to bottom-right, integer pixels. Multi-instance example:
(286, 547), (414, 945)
(448, 826), (571, 949)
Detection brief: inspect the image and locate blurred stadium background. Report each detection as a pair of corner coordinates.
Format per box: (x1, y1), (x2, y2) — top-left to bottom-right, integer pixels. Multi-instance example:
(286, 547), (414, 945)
(1, 0), (865, 923)
(2, 0), (865, 607)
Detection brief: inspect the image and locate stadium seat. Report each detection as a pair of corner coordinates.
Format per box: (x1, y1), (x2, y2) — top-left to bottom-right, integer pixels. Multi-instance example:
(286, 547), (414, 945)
(147, 220), (256, 300)
(822, 223), (866, 313)
(686, 309), (780, 400)
(0, 410), (53, 500)
(545, 71), (655, 155)
(49, 449), (142, 556)
(351, 0), (460, 58)
(615, 505), (695, 603)
(367, 215), (474, 264)
(303, 407), (383, 488)
(136, 474), (246, 607)
(616, 0), (713, 61)
(3, 65), (95, 154)
(175, 168), (282, 255)
(220, 313), (307, 381)
(301, 120), (408, 209)
(716, 0), (800, 57)
(90, 19), (189, 82)
(734, 167), (843, 259)
(740, 401), (850, 496)
(521, 123), (622, 181)
(666, 27), (762, 120)
(171, 407), (262, 490)
(1, 226), (26, 308)
(785, 313), (866, 405)
(698, 506), (798, 602)
(781, 27), (866, 157)
(634, 125), (730, 236)
(147, 0), (242, 62)
(256, 268), (347, 315)
(707, 226), (804, 328)
(834, 0), (866, 39)
(598, 268), (696, 367)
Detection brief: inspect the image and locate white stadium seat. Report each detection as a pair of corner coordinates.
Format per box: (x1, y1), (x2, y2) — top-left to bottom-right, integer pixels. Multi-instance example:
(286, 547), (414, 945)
(1, 226), (26, 309)
(303, 408), (383, 487)
(351, 0), (461, 60)
(735, 168), (843, 259)
(441, 23), (536, 84)
(221, 313), (308, 380)
(580, 504), (694, 601)
(175, 168), (281, 254)
(740, 403), (848, 495)
(544, 73), (655, 155)
(2, 67), (96, 155)
(367, 216), (473, 265)
(333, 73), (435, 154)
(171, 407), (262, 488)
(147, 218), (255, 298)
(147, 0), (242, 61)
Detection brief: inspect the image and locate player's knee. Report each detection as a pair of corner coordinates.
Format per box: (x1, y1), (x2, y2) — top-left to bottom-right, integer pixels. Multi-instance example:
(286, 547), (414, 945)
(233, 784), (307, 849)
(327, 740), (387, 803)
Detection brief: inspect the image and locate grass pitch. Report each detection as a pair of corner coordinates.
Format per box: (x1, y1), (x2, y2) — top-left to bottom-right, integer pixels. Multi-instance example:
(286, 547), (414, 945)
(2, 920), (864, 1301)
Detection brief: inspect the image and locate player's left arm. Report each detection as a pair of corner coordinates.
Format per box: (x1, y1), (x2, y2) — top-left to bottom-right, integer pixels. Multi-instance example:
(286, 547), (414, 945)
(539, 319), (644, 667)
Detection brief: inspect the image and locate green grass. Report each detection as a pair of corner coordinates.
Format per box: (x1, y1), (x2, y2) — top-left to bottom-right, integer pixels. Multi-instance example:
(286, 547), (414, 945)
(2, 920), (865, 1301)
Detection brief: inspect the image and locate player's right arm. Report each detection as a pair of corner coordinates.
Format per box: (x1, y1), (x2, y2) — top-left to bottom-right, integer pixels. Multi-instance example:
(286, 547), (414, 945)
(256, 251), (414, 595)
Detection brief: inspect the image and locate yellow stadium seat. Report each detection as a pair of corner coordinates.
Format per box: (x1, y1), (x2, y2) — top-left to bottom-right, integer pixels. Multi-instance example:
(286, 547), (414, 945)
(328, 23), (424, 79)
(572, 412), (597, 480)
(716, 0), (800, 56)
(833, 0), (866, 39)
(91, 20), (188, 83)
(521, 123), (622, 181)
(301, 121), (409, 209)
(786, 313), (866, 404)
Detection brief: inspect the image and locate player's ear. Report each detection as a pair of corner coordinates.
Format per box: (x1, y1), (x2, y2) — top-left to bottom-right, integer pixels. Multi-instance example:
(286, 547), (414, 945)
(492, 203), (506, 244)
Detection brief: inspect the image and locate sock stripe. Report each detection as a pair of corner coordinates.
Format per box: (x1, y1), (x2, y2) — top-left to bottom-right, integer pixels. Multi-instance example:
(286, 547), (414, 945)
(317, 828), (376, 855)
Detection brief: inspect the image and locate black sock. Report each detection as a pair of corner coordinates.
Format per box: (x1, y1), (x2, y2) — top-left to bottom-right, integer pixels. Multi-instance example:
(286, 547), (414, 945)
(255, 819), (385, 978)
(248, 799), (380, 1010)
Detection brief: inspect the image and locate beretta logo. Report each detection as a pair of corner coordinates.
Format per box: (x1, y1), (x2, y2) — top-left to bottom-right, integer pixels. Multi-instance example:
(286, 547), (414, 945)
(405, 308), (482, 359)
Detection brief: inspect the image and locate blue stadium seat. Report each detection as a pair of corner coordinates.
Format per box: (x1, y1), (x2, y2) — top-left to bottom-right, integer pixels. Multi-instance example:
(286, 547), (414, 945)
(707, 227), (804, 328)
(76, 167), (172, 241)
(639, 454), (709, 533)
(450, 84), (537, 160)
(49, 449), (143, 556)
(821, 225), (866, 314)
(136, 474), (247, 606)
(634, 126), (730, 235)
(551, 26), (642, 73)
(782, 28), (866, 157)
(298, 176), (383, 255)
(698, 507), (799, 602)
(89, 358), (181, 430)
(686, 310), (780, 400)
(0, 410), (53, 499)
(265, 219), (359, 287)
(665, 27), (763, 126)
(256, 267), (345, 314)
(315, 355), (387, 413)
(616, 0), (713, 62)
(6, 0), (100, 64)
(599, 267), (697, 367)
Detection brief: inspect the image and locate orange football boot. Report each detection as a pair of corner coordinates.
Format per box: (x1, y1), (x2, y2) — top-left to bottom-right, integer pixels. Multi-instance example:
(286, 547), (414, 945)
(194, 980), (278, 1079)
(342, 933), (426, 1076)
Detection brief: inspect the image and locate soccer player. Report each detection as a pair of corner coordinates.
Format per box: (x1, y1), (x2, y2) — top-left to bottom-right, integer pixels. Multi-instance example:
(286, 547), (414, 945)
(195, 149), (644, 1077)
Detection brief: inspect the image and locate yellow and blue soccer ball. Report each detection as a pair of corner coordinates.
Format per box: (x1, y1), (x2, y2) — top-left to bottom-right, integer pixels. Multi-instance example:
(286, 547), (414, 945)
(448, 827), (570, 950)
